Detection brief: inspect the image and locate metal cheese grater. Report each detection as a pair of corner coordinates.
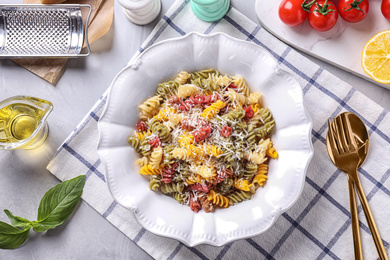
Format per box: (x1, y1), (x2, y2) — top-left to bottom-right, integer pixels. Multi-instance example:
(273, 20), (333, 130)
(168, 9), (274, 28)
(0, 4), (92, 58)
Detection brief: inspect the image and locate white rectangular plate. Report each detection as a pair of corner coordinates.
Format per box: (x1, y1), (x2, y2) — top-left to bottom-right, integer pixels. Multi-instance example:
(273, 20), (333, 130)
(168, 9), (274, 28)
(255, 0), (390, 90)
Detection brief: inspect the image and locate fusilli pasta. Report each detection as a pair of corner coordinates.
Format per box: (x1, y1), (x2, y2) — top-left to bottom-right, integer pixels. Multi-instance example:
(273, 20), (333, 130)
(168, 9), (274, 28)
(128, 69), (277, 213)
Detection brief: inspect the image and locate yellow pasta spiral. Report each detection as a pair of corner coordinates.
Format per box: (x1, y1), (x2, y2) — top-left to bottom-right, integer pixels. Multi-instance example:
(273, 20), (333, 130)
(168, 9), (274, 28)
(252, 173), (268, 187)
(139, 164), (162, 176)
(186, 145), (204, 161)
(178, 134), (194, 147)
(267, 146), (278, 159)
(154, 107), (177, 122)
(185, 173), (204, 185)
(136, 130), (151, 140)
(201, 100), (226, 121)
(257, 164), (268, 175)
(202, 144), (223, 157)
(233, 178), (252, 191)
(251, 104), (261, 116)
(208, 190), (230, 208)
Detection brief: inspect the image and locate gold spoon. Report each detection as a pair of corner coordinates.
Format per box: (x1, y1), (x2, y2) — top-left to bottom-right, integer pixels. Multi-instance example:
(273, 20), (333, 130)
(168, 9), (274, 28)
(327, 112), (388, 260)
(327, 113), (365, 260)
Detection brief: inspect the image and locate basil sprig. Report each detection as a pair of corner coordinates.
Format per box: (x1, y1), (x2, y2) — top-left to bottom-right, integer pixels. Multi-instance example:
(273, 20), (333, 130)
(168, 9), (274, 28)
(0, 175), (86, 249)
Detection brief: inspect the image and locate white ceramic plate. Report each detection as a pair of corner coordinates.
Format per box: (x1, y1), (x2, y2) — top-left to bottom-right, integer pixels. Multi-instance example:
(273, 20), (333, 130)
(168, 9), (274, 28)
(97, 32), (313, 247)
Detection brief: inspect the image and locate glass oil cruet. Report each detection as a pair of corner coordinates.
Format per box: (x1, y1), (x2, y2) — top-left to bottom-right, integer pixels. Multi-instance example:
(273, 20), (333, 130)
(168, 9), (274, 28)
(0, 96), (53, 150)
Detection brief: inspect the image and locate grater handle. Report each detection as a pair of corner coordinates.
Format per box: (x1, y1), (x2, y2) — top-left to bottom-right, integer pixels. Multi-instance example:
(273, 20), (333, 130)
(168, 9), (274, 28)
(78, 4), (92, 57)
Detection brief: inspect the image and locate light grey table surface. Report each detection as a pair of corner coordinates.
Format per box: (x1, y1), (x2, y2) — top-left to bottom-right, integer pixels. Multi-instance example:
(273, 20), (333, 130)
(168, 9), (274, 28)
(1, 1), (390, 259)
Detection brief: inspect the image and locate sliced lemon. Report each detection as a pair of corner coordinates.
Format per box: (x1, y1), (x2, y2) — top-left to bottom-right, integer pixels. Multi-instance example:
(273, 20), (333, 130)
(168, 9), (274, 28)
(361, 30), (390, 84)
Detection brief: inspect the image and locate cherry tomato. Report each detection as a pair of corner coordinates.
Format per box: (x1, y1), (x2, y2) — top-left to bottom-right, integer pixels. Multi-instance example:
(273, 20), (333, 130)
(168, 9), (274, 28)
(308, 0), (339, 32)
(382, 0), (390, 20)
(278, 0), (309, 26)
(338, 0), (369, 23)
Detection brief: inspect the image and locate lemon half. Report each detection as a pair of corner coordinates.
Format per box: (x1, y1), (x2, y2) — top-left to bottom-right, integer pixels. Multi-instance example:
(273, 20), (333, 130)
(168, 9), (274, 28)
(361, 30), (390, 84)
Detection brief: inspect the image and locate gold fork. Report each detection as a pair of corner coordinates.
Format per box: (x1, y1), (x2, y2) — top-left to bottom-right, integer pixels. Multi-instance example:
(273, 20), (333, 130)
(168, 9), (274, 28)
(327, 117), (362, 260)
(328, 114), (388, 260)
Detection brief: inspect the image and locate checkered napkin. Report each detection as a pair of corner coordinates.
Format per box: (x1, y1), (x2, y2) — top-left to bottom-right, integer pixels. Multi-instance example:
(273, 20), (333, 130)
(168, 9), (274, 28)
(47, 0), (390, 259)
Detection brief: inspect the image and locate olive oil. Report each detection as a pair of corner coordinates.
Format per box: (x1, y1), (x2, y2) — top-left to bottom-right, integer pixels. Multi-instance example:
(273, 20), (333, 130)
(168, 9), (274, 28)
(0, 103), (43, 142)
(0, 96), (53, 150)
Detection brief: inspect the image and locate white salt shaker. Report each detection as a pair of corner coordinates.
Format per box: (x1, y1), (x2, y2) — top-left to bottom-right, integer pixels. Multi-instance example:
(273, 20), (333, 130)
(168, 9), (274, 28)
(118, 0), (161, 25)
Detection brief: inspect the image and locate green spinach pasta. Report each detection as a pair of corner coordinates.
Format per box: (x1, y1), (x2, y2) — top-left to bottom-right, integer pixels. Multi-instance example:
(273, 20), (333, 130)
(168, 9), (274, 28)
(128, 69), (277, 213)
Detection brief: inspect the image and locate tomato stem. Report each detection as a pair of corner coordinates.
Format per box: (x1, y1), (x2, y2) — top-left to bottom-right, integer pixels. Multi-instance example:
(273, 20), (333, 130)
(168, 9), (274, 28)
(301, 0), (316, 12)
(342, 0), (365, 13)
(312, 0), (337, 15)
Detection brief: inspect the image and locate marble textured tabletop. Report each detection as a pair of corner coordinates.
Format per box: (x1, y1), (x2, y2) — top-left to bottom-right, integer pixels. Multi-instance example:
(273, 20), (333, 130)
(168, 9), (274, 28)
(1, 0), (390, 259)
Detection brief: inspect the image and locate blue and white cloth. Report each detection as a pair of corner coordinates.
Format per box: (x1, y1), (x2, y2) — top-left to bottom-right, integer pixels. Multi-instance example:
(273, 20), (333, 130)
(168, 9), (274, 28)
(47, 0), (390, 259)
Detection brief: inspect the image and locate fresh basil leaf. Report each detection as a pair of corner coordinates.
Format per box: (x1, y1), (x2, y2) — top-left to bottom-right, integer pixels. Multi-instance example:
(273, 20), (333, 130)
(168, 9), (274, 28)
(35, 175), (86, 232)
(0, 221), (30, 249)
(4, 210), (32, 228)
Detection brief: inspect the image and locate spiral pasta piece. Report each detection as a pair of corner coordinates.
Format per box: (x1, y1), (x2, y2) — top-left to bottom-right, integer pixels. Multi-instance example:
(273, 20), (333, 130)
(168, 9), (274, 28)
(191, 68), (218, 80)
(201, 100), (226, 121)
(251, 103), (261, 115)
(252, 164), (268, 187)
(191, 164), (216, 180)
(136, 130), (151, 140)
(216, 75), (231, 87)
(247, 113), (262, 131)
(128, 136), (142, 154)
(178, 133), (194, 147)
(136, 156), (149, 167)
(173, 192), (187, 204)
(148, 118), (171, 143)
(139, 95), (162, 119)
(207, 190), (230, 208)
(248, 92), (262, 105)
(149, 178), (161, 191)
(174, 71), (191, 84)
(172, 147), (192, 161)
(139, 164), (162, 176)
(233, 178), (252, 192)
(156, 81), (180, 99)
(202, 144), (223, 157)
(150, 147), (163, 169)
(154, 107), (177, 122)
(224, 88), (249, 104)
(185, 173), (204, 185)
(232, 75), (251, 96)
(160, 182), (185, 194)
(218, 107), (245, 123)
(266, 145), (278, 159)
(228, 190), (252, 205)
(177, 84), (199, 98)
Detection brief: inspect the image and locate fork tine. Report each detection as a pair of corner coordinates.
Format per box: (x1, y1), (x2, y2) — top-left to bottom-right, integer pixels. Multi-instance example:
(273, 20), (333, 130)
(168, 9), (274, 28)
(327, 119), (339, 154)
(341, 113), (358, 149)
(330, 118), (344, 153)
(335, 115), (347, 153)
